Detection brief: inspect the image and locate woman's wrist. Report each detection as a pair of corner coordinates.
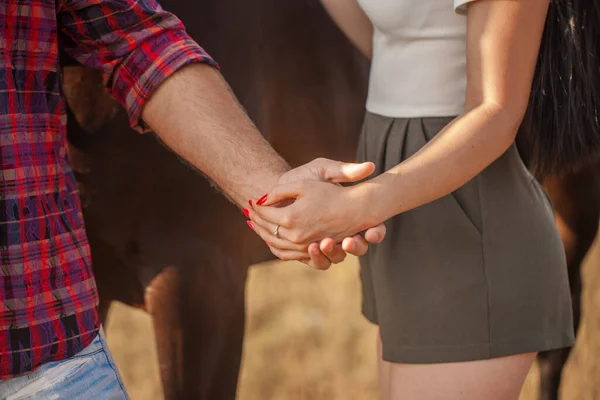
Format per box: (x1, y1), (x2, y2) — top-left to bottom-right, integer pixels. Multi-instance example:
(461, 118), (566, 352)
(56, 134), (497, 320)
(349, 171), (407, 230)
(347, 181), (388, 232)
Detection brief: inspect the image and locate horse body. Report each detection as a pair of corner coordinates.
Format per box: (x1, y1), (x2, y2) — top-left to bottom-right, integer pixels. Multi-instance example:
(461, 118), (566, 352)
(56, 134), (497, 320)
(64, 1), (367, 398)
(62, 1), (591, 399)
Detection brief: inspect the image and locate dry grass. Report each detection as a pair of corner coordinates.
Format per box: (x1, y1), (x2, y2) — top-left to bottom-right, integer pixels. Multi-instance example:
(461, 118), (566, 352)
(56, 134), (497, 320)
(105, 238), (600, 400)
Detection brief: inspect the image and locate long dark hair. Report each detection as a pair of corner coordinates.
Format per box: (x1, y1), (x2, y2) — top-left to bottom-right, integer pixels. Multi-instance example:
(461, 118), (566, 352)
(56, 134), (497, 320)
(518, 0), (600, 177)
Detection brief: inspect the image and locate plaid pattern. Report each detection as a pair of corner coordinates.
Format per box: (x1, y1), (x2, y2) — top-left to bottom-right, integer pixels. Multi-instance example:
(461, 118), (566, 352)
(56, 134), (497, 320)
(0, 0), (216, 378)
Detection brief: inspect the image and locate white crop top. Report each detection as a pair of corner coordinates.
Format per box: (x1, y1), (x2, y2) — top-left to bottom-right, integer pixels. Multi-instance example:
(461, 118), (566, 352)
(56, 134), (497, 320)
(357, 0), (475, 118)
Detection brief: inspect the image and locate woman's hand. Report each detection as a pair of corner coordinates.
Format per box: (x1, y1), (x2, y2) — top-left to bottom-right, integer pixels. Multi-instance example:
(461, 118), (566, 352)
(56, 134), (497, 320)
(251, 181), (366, 243)
(248, 179), (379, 265)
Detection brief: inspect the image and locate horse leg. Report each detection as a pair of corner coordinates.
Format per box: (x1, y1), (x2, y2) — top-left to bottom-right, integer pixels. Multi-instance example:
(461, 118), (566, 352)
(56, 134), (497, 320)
(85, 230), (146, 331)
(145, 252), (247, 400)
(537, 165), (600, 400)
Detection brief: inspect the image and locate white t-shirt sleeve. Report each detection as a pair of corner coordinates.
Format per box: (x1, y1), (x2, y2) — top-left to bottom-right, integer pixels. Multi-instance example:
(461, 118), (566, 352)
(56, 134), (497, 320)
(454, 0), (478, 15)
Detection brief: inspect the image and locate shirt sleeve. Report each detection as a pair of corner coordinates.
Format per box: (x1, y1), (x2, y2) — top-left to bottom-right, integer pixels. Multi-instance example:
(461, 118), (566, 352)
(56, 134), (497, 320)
(57, 0), (219, 133)
(454, 0), (478, 15)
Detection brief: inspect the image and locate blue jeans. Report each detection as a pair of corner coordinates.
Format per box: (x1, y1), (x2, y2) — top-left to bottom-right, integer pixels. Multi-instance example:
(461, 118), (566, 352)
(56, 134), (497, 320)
(0, 328), (129, 399)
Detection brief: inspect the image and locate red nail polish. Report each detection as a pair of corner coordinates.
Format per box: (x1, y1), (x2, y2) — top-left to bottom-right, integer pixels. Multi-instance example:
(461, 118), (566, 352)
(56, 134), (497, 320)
(246, 221), (255, 230)
(243, 209), (250, 218)
(249, 200), (253, 207)
(257, 194), (268, 205)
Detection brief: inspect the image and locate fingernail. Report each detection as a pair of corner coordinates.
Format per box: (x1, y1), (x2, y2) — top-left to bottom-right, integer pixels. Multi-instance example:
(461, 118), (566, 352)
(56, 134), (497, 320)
(246, 221), (255, 230)
(249, 200), (253, 207)
(256, 194), (268, 205)
(243, 209), (250, 218)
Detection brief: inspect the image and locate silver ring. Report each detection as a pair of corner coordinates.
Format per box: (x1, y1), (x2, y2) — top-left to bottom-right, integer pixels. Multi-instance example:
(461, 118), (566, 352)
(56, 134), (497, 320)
(273, 225), (281, 238)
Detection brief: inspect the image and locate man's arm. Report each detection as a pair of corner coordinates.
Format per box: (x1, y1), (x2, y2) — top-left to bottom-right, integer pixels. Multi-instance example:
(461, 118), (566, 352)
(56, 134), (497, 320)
(141, 64), (289, 206)
(57, 0), (287, 205)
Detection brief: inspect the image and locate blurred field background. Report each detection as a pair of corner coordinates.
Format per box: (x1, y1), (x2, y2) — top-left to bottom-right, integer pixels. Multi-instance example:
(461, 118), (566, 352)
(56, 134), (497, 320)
(105, 235), (600, 399)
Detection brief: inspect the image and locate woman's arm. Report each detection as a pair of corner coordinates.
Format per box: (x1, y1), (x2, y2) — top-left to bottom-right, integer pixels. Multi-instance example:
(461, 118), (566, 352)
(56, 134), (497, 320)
(320, 0), (373, 59)
(355, 0), (550, 226)
(250, 0), (550, 245)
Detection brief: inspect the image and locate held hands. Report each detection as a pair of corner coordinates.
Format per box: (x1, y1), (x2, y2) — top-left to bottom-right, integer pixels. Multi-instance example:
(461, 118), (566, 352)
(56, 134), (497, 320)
(244, 158), (385, 270)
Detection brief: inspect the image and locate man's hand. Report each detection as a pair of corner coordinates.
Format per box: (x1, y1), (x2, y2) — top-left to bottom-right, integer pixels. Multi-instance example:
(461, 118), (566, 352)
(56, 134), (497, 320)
(248, 158), (386, 270)
(277, 157), (374, 185)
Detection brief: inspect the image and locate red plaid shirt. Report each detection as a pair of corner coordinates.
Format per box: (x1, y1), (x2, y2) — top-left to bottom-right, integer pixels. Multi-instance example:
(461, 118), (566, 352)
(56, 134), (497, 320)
(0, 0), (216, 378)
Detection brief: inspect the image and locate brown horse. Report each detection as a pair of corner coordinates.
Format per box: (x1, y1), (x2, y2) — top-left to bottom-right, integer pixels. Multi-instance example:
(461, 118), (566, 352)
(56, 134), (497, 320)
(60, 1), (595, 399)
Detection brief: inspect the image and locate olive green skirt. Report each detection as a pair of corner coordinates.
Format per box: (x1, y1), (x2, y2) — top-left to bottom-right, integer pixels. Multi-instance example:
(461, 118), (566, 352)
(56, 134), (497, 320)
(357, 112), (575, 363)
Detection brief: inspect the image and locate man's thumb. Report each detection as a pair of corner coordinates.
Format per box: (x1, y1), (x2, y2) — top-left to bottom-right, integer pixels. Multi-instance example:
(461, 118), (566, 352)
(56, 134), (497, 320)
(327, 161), (375, 183)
